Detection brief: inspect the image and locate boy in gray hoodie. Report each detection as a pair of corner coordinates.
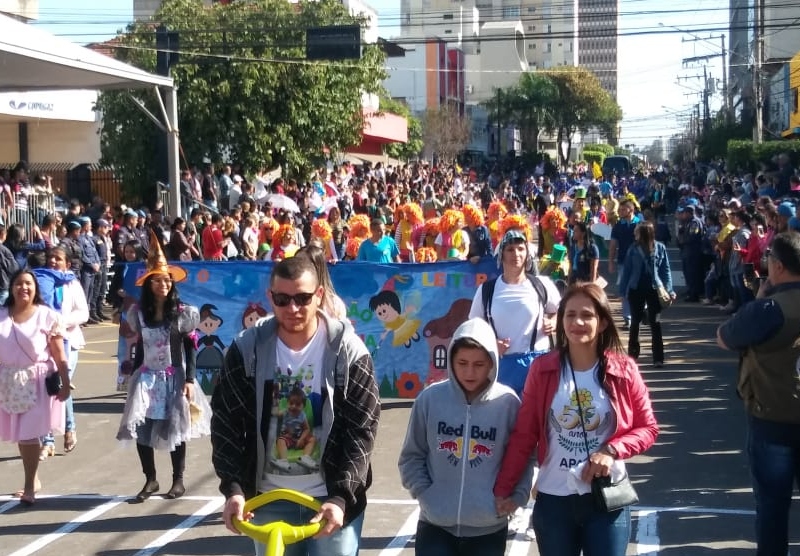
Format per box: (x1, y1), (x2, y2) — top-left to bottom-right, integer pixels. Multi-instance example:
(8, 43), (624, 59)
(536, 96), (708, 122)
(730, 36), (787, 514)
(398, 317), (535, 555)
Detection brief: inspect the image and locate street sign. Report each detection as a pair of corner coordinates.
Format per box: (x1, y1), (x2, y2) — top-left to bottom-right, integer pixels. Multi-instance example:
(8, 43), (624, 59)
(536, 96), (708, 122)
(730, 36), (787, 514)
(306, 25), (362, 61)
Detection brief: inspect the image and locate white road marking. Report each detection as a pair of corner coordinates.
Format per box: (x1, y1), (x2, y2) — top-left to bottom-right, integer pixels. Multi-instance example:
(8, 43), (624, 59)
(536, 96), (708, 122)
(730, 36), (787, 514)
(132, 498), (223, 556)
(507, 503), (535, 556)
(378, 507), (420, 556)
(0, 499), (19, 514)
(8, 497), (125, 556)
(635, 509), (660, 555)
(370, 498), (419, 505)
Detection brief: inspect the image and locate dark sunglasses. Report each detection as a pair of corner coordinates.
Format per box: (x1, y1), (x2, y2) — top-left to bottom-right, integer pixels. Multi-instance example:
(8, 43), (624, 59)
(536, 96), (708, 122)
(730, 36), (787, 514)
(271, 291), (316, 307)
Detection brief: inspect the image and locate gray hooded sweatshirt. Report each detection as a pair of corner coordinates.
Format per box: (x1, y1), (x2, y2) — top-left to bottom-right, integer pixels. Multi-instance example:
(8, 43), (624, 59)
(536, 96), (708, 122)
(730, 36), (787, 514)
(398, 317), (535, 537)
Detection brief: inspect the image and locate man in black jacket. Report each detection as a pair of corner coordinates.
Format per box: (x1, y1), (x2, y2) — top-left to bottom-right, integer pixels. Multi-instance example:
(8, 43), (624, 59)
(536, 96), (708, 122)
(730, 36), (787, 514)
(211, 256), (380, 555)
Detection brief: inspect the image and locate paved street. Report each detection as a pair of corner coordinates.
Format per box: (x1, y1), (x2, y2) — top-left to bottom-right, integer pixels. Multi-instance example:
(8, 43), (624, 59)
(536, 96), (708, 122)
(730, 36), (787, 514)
(1, 282), (799, 555)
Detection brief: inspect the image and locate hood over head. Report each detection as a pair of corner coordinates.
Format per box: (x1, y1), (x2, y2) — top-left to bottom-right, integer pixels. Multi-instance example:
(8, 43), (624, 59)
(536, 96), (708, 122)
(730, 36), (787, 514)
(447, 317), (499, 398)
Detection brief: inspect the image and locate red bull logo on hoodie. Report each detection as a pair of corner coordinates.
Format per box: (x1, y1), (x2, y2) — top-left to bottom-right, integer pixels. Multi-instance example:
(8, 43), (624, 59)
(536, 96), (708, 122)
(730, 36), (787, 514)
(436, 421), (497, 467)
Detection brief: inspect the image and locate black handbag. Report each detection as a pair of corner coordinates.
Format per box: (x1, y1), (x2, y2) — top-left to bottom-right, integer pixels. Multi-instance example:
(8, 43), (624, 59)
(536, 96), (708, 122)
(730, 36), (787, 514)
(45, 373), (62, 396)
(590, 473), (639, 512)
(569, 359), (639, 513)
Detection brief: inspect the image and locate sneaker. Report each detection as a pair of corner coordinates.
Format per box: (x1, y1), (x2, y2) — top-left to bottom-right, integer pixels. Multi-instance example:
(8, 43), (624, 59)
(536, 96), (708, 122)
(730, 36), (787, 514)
(297, 455), (319, 470)
(271, 458), (291, 472)
(525, 526), (536, 541)
(654, 361), (664, 368)
(701, 298), (713, 305)
(623, 319), (631, 331)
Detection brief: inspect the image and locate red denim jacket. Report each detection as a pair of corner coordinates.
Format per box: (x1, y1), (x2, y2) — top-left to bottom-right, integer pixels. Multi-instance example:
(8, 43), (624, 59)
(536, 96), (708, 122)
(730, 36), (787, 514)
(494, 350), (659, 498)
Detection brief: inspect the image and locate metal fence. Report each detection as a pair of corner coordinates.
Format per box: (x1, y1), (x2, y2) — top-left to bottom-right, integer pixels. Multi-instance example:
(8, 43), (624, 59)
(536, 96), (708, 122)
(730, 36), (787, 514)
(0, 190), (57, 235)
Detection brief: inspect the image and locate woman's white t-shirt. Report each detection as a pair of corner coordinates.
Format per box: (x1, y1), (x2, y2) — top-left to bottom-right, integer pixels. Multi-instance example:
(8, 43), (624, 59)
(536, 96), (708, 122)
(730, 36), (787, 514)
(536, 361), (626, 496)
(468, 275), (561, 353)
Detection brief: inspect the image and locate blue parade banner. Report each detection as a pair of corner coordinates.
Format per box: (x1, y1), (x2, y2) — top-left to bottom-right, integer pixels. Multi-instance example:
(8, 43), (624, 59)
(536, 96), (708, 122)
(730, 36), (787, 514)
(116, 259), (499, 399)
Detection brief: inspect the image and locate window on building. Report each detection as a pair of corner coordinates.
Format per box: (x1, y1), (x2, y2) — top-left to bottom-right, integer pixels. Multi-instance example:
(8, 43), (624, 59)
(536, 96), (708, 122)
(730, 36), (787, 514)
(433, 346), (447, 369)
(503, 6), (520, 18)
(794, 88), (799, 113)
(443, 13), (454, 19)
(547, 24), (551, 34)
(528, 25), (535, 32)
(444, 28), (452, 33)
(527, 6), (536, 12)
(546, 42), (551, 53)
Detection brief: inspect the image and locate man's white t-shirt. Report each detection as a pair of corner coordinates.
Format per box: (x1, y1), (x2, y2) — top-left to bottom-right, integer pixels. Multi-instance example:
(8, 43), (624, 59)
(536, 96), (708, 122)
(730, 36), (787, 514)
(260, 325), (328, 497)
(536, 361), (626, 496)
(468, 275), (561, 354)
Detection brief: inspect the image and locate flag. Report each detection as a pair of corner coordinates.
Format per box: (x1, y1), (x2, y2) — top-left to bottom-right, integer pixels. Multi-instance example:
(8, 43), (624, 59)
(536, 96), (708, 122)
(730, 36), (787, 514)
(592, 161), (603, 179)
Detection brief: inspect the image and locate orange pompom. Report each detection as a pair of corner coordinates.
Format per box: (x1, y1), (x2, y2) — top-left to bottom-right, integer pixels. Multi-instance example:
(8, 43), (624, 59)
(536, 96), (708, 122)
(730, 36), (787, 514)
(487, 201), (508, 223)
(347, 214), (371, 239)
(540, 206), (567, 232)
(462, 204), (484, 227)
(345, 236), (365, 258)
(415, 247), (438, 263)
(273, 224), (296, 245)
(498, 214), (532, 241)
(439, 209), (465, 233)
(404, 203), (424, 225)
(311, 218), (332, 242)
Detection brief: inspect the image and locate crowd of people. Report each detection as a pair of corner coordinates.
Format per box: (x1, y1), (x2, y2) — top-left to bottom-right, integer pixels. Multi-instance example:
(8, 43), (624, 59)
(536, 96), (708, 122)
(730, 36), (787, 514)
(1, 152), (800, 555)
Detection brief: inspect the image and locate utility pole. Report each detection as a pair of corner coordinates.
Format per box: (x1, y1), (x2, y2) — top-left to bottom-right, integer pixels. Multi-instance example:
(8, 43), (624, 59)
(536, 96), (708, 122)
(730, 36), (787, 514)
(753, 0), (764, 144)
(681, 34), (729, 122)
(703, 66), (711, 132)
(721, 34), (729, 122)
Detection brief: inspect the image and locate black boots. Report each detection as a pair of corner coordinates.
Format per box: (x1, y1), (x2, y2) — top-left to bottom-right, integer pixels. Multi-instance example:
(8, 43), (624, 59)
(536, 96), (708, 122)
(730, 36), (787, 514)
(134, 442), (187, 501)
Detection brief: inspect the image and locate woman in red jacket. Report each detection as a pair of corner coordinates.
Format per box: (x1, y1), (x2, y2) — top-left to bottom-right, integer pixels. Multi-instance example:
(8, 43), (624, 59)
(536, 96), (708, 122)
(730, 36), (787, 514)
(494, 282), (658, 556)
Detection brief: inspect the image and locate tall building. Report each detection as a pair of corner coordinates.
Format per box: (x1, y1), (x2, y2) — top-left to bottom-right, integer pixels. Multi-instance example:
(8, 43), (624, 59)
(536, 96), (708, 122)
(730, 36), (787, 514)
(577, 0), (618, 99)
(728, 0), (752, 122)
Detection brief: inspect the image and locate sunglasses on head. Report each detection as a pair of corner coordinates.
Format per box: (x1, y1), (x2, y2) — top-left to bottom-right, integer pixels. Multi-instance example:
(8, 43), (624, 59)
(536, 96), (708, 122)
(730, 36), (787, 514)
(271, 291), (316, 307)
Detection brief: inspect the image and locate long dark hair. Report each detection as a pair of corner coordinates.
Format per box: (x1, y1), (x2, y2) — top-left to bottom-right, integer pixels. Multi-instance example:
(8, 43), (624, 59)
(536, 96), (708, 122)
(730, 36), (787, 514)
(4, 269), (44, 307)
(555, 282), (625, 396)
(139, 274), (181, 327)
(635, 221), (656, 254)
(4, 223), (27, 253)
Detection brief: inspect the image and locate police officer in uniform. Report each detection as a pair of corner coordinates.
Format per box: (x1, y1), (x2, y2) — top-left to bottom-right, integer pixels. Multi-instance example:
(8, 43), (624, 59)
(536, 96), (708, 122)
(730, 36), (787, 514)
(78, 216), (101, 324)
(60, 220), (83, 274)
(677, 204), (705, 301)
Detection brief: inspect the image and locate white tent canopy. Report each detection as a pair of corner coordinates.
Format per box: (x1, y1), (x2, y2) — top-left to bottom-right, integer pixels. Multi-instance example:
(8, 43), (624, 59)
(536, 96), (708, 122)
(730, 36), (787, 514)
(0, 13), (173, 91)
(0, 13), (181, 216)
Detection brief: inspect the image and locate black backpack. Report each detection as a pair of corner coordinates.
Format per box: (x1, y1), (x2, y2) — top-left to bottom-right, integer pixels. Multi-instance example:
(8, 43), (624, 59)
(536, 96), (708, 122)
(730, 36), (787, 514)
(481, 273), (552, 352)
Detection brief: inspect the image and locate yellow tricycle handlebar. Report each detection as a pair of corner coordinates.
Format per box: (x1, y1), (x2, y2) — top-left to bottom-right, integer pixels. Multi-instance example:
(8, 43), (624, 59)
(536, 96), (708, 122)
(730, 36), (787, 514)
(233, 489), (324, 556)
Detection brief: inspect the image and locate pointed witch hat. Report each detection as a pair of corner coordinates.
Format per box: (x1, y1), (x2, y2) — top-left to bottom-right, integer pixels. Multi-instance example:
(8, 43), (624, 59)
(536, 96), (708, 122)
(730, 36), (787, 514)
(135, 228), (188, 286)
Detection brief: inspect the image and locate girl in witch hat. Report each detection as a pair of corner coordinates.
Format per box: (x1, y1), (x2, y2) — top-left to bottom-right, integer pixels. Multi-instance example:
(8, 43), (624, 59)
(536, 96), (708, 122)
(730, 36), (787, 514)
(116, 229), (211, 502)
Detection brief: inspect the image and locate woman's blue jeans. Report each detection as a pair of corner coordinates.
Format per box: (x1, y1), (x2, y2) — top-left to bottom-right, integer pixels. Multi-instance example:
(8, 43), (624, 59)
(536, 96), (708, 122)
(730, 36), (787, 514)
(42, 346), (79, 446)
(251, 499), (364, 556)
(532, 493), (630, 556)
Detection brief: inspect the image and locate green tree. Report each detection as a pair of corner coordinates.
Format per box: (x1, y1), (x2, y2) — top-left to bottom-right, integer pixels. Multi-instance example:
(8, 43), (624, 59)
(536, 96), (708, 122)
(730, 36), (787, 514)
(422, 104), (471, 163)
(379, 96), (423, 161)
(545, 67), (622, 168)
(97, 0), (387, 201)
(503, 73), (558, 154)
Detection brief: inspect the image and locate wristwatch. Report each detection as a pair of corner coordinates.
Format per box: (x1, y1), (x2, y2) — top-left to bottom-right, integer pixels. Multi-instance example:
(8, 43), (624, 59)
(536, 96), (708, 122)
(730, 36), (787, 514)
(603, 444), (617, 458)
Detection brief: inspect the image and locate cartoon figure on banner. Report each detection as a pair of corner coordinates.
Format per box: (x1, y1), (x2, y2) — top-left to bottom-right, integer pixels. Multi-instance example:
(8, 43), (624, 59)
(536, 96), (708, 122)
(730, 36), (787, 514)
(195, 303), (226, 392)
(421, 298), (472, 385)
(368, 275), (422, 349)
(241, 301), (269, 330)
(269, 366), (322, 475)
(117, 294), (141, 392)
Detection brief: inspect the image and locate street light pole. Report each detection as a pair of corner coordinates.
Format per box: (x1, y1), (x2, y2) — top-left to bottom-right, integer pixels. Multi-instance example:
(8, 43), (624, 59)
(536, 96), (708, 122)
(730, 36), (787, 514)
(753, 0), (764, 144)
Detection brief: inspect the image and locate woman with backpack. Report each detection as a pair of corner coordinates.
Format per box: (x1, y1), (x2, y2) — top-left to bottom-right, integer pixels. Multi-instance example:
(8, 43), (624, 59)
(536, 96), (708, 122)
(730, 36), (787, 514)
(468, 227), (561, 397)
(568, 222), (600, 284)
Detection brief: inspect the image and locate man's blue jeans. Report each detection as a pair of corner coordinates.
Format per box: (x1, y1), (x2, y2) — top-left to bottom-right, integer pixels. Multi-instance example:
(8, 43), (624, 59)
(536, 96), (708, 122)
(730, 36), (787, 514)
(532, 493), (630, 556)
(251, 499), (364, 556)
(747, 414), (800, 556)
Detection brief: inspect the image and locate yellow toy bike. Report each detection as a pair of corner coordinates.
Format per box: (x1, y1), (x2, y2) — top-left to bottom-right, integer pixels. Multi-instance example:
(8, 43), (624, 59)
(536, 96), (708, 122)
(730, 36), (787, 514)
(233, 489), (325, 556)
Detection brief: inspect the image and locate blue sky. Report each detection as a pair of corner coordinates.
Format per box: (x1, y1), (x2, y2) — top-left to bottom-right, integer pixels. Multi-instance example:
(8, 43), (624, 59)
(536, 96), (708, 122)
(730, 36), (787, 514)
(34, 0), (728, 149)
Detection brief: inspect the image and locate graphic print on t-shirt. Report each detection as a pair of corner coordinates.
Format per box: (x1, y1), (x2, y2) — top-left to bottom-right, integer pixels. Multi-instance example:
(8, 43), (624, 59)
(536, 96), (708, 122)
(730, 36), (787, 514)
(549, 385), (613, 470)
(269, 364), (322, 476)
